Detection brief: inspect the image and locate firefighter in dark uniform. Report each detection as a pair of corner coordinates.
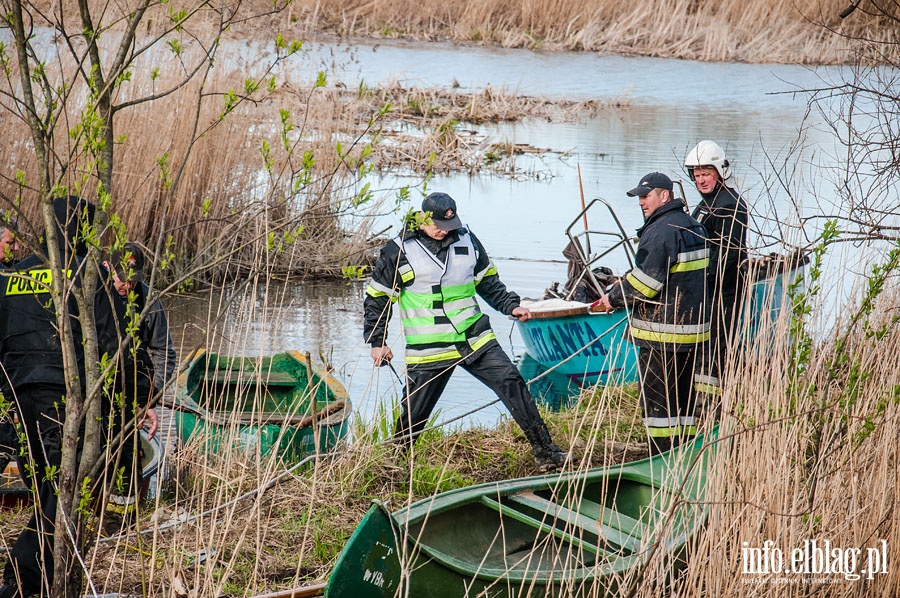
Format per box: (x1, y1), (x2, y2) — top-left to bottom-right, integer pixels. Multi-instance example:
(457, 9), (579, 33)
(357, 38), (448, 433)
(363, 193), (570, 470)
(684, 141), (748, 405)
(0, 223), (22, 477)
(596, 173), (710, 455)
(0, 197), (157, 598)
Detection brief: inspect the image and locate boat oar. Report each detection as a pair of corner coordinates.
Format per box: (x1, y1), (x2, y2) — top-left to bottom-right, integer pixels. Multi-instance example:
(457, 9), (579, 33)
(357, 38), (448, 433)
(577, 163), (589, 232)
(247, 582), (326, 598)
(166, 398), (346, 428)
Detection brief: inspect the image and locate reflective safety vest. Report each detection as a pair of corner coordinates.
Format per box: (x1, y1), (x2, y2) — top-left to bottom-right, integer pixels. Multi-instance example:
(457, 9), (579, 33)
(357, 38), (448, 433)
(396, 233), (495, 366)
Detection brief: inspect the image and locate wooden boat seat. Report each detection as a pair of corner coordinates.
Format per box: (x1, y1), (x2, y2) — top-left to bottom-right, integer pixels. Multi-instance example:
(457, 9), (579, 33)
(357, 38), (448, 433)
(508, 492), (642, 553)
(572, 497), (643, 537)
(479, 496), (606, 560)
(207, 370), (299, 386)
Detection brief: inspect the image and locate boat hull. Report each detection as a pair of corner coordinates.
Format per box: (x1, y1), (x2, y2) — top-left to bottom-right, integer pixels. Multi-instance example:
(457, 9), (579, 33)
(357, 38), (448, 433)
(516, 310), (637, 386)
(174, 350), (351, 463)
(326, 431), (715, 598)
(517, 256), (807, 390)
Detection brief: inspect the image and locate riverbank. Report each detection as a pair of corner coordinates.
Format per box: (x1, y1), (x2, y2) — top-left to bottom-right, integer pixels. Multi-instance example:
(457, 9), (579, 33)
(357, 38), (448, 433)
(78, 383), (647, 594)
(274, 0), (885, 64)
(95, 263), (900, 596)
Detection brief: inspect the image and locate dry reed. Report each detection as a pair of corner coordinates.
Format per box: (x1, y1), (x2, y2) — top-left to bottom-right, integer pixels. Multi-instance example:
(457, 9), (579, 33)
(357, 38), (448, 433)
(275, 0), (890, 64)
(5, 239), (899, 596)
(0, 30), (626, 283)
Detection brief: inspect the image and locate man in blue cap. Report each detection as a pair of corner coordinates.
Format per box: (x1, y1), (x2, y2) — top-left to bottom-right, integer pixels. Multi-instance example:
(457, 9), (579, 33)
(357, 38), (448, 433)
(363, 192), (570, 470)
(596, 173), (710, 454)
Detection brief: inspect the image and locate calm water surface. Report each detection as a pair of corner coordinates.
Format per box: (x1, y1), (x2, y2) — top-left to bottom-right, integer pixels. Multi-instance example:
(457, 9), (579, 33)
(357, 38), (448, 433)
(169, 39), (862, 429)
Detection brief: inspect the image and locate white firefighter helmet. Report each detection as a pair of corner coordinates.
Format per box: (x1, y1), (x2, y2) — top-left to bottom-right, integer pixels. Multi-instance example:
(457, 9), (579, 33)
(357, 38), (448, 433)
(684, 140), (732, 182)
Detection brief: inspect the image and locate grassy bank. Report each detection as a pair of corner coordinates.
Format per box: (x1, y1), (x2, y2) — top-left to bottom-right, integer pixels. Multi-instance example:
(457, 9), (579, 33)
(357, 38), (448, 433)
(277, 0), (890, 64)
(65, 382), (646, 595)
(3, 247), (900, 596)
(57, 246), (899, 595)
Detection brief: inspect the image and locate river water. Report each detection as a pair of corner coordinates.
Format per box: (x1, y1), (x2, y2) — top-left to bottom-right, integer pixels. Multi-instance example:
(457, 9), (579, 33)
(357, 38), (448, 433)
(168, 38), (862, 430)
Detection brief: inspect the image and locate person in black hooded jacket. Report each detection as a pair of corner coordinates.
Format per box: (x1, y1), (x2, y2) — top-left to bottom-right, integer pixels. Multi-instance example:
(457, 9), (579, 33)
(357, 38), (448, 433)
(0, 196), (156, 598)
(684, 141), (748, 407)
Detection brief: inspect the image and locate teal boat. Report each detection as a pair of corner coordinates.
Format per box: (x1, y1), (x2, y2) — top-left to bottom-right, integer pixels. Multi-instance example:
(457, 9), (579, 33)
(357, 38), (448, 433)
(173, 350), (351, 463)
(326, 429), (716, 597)
(517, 198), (807, 390)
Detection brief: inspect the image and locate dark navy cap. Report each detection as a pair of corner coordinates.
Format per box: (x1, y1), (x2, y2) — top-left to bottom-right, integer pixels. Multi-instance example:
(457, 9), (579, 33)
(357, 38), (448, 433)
(422, 192), (463, 231)
(110, 242), (145, 282)
(627, 172), (674, 197)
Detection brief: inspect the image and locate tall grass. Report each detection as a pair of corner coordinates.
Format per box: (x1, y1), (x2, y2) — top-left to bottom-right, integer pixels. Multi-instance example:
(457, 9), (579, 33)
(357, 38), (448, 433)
(3, 236), (896, 596)
(278, 0), (888, 64)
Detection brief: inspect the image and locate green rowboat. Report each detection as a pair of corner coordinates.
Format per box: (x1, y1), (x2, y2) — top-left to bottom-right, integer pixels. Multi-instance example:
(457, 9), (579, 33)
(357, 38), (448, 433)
(326, 429), (716, 597)
(174, 350), (351, 463)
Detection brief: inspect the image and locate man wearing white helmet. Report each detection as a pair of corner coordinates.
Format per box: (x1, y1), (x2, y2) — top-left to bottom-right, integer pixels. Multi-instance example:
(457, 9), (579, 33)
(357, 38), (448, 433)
(684, 141), (748, 407)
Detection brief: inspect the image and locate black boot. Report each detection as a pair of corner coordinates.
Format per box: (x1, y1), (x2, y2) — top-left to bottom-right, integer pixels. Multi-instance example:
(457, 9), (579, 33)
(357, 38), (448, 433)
(525, 423), (573, 472)
(0, 581), (21, 598)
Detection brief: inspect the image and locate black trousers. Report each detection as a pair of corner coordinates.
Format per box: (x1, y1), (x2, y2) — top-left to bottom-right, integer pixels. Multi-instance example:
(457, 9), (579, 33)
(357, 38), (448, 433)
(696, 289), (743, 418)
(394, 343), (545, 448)
(706, 290), (743, 381)
(637, 347), (698, 455)
(4, 386), (141, 594)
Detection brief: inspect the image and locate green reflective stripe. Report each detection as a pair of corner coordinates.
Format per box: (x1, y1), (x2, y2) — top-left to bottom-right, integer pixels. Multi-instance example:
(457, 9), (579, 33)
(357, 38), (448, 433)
(367, 280), (399, 298)
(646, 425), (697, 438)
(442, 282), (480, 330)
(445, 304), (480, 331)
(366, 286), (398, 301)
(631, 328), (710, 344)
(405, 331), (467, 345)
(694, 382), (721, 396)
(469, 330), (496, 352)
(448, 313), (481, 332)
(694, 374), (719, 387)
(400, 269), (414, 283)
(406, 348), (463, 365)
(475, 264), (498, 283)
(630, 267), (664, 291)
(626, 271), (660, 299)
(442, 281), (476, 300)
(670, 257), (709, 273)
(399, 290), (440, 309)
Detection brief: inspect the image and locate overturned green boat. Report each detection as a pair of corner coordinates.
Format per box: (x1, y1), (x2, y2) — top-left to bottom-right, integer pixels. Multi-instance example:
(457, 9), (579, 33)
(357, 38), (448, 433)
(174, 350), (351, 463)
(326, 430), (716, 597)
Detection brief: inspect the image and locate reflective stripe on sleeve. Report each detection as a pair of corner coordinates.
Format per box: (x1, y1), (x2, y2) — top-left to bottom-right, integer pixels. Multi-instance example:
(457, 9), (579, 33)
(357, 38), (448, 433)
(626, 268), (663, 299)
(670, 248), (710, 273)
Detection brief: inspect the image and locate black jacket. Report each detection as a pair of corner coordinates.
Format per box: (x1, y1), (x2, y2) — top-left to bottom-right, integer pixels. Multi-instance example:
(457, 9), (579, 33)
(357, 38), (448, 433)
(691, 183), (748, 307)
(607, 201), (710, 352)
(363, 227), (520, 349)
(0, 253), (145, 406)
(132, 280), (178, 392)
